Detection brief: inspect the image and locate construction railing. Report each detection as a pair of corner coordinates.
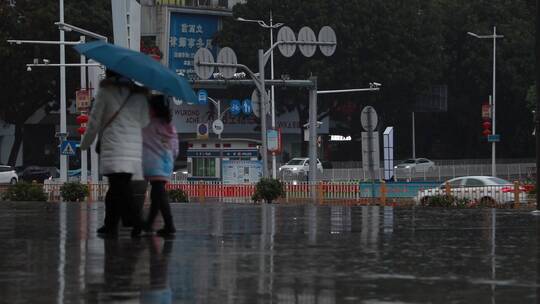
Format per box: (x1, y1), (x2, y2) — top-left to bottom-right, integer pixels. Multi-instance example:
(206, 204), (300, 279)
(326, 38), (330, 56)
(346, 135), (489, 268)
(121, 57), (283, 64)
(16, 180), (531, 206)
(34, 180), (448, 203)
(43, 180), (109, 202)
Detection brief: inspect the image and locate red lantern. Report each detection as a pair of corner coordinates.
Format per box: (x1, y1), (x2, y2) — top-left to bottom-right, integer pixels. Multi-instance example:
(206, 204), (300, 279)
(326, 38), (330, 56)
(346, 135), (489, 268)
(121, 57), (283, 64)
(76, 114), (89, 124)
(482, 118), (492, 137)
(77, 127), (86, 135)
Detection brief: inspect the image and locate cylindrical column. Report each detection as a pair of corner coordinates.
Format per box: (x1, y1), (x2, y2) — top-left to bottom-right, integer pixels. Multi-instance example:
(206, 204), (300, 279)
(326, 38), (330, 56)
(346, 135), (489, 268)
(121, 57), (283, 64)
(59, 0), (67, 182)
(270, 22), (277, 179)
(308, 77), (318, 199)
(536, 0), (540, 210)
(217, 99), (221, 139)
(258, 49), (269, 177)
(492, 26), (497, 177)
(80, 36), (88, 183)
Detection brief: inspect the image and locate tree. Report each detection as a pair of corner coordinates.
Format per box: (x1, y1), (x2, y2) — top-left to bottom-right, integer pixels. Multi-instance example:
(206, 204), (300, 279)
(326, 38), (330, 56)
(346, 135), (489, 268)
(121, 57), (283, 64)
(216, 0), (446, 157)
(216, 0), (535, 160)
(0, 0), (112, 166)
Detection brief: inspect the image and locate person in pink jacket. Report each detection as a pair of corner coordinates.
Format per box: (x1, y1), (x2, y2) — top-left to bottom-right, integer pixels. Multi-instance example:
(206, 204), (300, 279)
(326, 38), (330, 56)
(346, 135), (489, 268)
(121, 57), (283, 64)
(142, 95), (179, 236)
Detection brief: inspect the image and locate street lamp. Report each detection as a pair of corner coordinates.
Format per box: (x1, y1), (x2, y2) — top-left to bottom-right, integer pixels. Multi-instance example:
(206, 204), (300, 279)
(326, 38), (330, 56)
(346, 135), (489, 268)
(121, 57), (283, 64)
(468, 26), (504, 177)
(9, 0), (107, 183)
(236, 12), (284, 179)
(55, 22), (108, 42)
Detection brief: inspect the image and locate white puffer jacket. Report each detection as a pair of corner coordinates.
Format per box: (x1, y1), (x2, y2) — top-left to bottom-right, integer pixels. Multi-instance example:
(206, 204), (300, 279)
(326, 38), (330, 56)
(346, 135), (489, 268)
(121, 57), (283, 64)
(80, 84), (149, 179)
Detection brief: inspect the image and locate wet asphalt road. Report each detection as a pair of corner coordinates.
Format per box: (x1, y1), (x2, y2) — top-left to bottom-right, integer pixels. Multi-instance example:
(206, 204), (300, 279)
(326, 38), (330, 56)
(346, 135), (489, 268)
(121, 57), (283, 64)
(0, 201), (539, 303)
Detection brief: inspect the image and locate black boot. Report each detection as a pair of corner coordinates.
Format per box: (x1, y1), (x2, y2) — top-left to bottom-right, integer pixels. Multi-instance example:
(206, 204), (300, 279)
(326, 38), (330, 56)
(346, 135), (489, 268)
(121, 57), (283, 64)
(153, 181), (176, 237)
(97, 225), (118, 236)
(98, 187), (119, 235)
(156, 226), (176, 236)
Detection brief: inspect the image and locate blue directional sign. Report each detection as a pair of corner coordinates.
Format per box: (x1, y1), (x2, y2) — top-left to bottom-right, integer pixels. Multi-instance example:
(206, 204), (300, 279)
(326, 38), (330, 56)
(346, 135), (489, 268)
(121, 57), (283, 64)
(60, 140), (78, 156)
(242, 99), (252, 115)
(487, 134), (500, 142)
(230, 99), (241, 116)
(197, 89), (208, 105)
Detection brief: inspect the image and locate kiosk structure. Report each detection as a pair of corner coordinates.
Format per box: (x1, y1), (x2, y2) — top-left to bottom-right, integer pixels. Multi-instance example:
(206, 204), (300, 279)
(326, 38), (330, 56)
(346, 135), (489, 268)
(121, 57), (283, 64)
(186, 138), (262, 184)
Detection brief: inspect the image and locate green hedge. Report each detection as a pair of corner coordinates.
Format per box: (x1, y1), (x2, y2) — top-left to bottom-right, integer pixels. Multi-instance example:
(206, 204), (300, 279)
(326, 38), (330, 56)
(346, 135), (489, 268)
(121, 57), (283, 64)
(60, 182), (89, 202)
(2, 182), (47, 201)
(252, 178), (285, 204)
(168, 189), (189, 203)
(420, 195), (500, 208)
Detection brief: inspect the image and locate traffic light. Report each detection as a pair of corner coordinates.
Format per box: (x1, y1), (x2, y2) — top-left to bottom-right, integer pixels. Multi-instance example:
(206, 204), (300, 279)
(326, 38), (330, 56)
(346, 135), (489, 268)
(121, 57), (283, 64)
(482, 119), (491, 137)
(481, 102), (492, 138)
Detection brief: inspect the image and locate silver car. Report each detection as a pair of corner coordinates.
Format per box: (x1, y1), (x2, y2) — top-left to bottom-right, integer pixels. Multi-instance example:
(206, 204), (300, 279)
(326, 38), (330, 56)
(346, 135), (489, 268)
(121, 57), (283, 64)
(279, 158), (323, 179)
(416, 176), (528, 205)
(0, 165), (18, 184)
(395, 158), (435, 173)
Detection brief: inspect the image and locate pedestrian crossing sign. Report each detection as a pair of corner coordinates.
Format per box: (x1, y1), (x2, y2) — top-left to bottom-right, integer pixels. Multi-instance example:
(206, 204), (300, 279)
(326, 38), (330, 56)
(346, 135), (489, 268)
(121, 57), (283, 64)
(60, 140), (78, 156)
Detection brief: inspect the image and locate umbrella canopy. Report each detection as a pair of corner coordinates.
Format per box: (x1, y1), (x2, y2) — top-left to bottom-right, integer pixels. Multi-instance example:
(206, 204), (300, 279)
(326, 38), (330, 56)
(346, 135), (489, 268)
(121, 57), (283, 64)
(74, 40), (197, 104)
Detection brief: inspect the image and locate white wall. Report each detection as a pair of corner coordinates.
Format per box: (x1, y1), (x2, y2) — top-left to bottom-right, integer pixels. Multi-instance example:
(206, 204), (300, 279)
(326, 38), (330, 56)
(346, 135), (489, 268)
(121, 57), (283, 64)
(111, 0), (141, 50)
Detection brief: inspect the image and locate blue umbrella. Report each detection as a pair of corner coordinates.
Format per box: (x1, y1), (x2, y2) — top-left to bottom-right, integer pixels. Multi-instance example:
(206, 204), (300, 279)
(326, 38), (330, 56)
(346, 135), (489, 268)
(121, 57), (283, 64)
(74, 40), (197, 104)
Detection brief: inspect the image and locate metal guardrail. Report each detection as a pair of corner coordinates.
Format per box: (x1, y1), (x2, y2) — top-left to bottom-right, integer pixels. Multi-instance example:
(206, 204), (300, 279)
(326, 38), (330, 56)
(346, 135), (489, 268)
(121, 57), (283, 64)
(314, 163), (536, 182)
(329, 159), (534, 168)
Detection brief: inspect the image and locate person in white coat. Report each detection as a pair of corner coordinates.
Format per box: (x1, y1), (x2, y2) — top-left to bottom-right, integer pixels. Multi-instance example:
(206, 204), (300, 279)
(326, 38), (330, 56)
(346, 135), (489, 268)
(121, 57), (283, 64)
(80, 70), (150, 237)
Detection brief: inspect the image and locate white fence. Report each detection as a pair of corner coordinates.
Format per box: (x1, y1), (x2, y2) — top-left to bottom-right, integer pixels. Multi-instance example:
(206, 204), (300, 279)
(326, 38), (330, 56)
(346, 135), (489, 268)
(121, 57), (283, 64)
(314, 163), (536, 182)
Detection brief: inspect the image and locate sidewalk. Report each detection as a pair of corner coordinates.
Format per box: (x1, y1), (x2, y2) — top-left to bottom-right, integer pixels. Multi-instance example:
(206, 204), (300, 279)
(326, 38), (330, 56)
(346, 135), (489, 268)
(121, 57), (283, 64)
(1, 201), (539, 303)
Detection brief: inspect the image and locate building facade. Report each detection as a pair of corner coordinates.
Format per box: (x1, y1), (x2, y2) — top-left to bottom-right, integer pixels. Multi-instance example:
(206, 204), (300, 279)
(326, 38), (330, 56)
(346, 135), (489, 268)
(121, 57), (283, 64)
(139, 0), (328, 169)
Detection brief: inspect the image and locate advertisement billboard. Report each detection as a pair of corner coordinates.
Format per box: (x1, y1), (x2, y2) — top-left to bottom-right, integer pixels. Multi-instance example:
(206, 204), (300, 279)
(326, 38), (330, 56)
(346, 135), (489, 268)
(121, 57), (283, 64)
(168, 12), (220, 79)
(222, 160), (262, 184)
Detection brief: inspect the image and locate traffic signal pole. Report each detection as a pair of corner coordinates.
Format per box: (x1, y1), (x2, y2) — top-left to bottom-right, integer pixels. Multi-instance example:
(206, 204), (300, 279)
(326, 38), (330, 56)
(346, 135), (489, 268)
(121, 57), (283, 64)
(535, 0), (540, 211)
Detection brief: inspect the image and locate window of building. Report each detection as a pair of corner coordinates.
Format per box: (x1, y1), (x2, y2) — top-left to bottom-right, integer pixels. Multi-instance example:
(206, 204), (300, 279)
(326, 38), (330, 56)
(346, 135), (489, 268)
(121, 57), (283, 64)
(192, 158), (216, 177)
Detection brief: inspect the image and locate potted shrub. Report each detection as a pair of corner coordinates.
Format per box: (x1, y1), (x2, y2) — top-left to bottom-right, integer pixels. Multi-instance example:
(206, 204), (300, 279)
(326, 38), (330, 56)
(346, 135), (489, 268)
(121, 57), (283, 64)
(168, 189), (189, 203)
(60, 182), (89, 202)
(252, 178), (285, 204)
(2, 182), (47, 201)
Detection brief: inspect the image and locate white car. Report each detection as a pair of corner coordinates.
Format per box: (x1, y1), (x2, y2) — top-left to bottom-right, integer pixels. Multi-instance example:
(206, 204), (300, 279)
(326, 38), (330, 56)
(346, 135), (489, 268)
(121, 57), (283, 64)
(0, 165), (18, 184)
(415, 176), (528, 205)
(279, 158), (323, 176)
(394, 158), (435, 173)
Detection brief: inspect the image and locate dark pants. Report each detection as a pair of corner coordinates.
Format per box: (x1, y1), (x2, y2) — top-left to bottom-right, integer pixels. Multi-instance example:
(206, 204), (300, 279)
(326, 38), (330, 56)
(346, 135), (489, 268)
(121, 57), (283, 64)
(103, 173), (143, 230)
(146, 181), (175, 230)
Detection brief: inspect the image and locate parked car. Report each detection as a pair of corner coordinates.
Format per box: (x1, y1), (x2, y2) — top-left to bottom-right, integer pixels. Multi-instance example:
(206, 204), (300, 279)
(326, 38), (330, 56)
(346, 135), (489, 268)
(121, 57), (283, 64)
(395, 158), (435, 173)
(279, 158), (323, 178)
(0, 165), (18, 184)
(20, 166), (59, 183)
(172, 169), (188, 181)
(415, 176), (528, 205)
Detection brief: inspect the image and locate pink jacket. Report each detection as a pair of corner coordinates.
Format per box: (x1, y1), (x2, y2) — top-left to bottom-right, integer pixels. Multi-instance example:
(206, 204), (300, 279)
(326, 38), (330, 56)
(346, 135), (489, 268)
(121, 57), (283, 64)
(142, 117), (179, 180)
